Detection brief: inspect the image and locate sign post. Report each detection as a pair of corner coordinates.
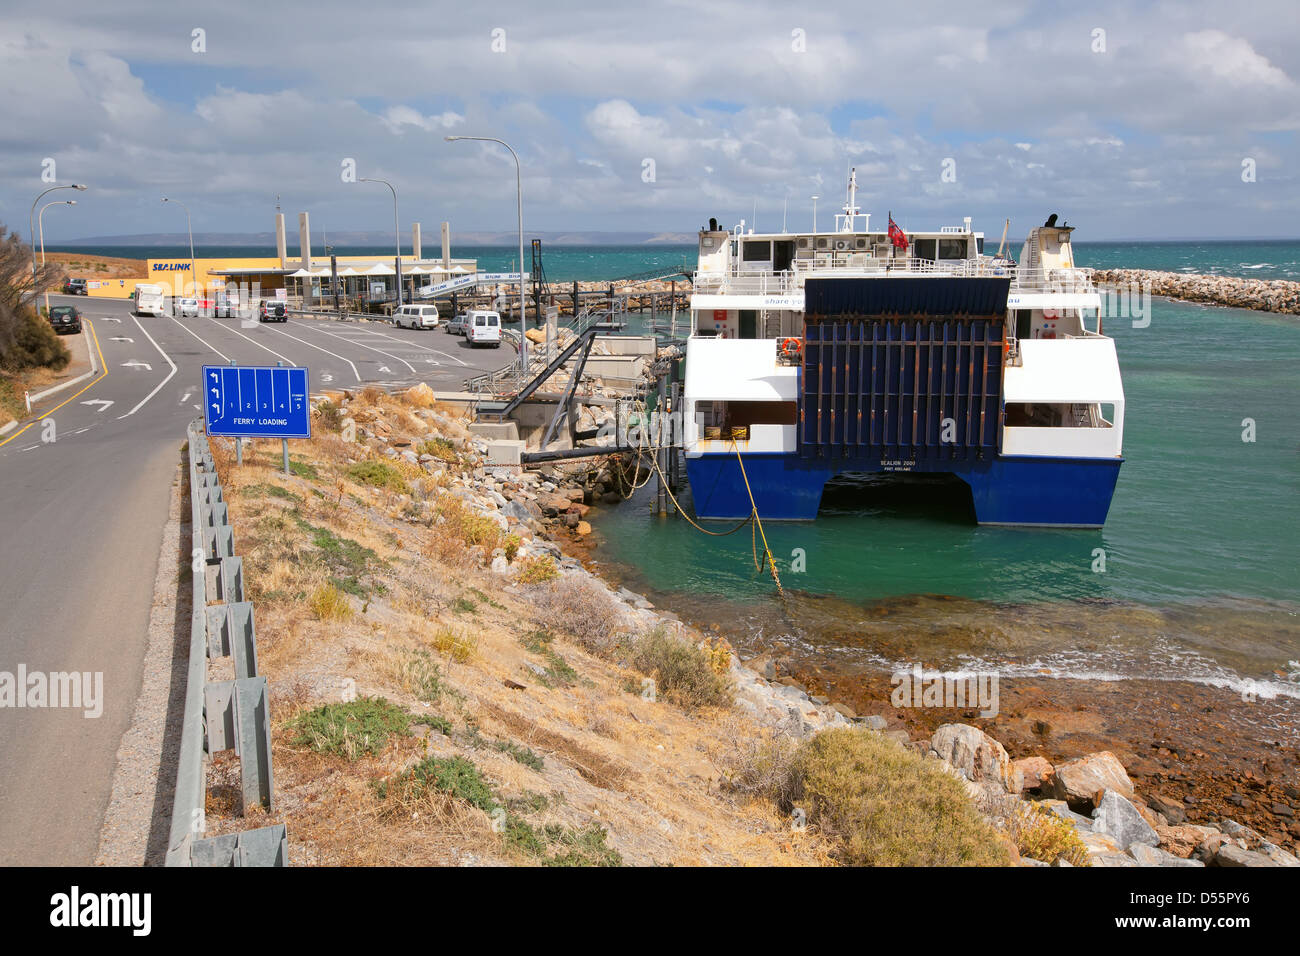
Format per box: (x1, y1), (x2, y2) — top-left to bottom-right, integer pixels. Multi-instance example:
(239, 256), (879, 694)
(203, 365), (311, 474)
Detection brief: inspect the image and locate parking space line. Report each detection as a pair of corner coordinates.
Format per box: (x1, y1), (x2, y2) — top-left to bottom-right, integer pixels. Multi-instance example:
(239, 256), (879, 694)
(288, 320), (416, 374)
(264, 324), (361, 381)
(206, 317), (297, 366)
(167, 314), (232, 363)
(118, 316), (178, 418)
(344, 322), (471, 367)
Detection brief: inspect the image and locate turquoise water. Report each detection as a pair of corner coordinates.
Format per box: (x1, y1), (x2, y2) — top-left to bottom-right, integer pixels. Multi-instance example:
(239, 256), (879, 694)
(584, 276), (1300, 697)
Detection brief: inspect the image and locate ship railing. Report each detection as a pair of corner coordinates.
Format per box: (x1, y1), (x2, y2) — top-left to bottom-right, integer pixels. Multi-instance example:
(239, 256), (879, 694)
(1011, 266), (1096, 294)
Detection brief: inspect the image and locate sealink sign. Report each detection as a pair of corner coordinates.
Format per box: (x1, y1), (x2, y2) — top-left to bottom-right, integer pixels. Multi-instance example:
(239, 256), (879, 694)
(152, 262), (192, 272)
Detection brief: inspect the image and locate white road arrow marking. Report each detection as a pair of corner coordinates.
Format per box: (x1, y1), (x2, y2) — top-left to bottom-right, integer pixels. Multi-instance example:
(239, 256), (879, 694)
(101, 317), (121, 323)
(109, 336), (134, 343)
(180, 390), (193, 404)
(378, 365), (392, 373)
(122, 360), (153, 371)
(81, 399), (114, 412)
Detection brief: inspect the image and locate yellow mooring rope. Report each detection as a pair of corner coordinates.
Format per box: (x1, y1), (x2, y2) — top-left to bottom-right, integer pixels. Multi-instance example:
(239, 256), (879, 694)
(730, 440), (784, 596)
(604, 403), (784, 596)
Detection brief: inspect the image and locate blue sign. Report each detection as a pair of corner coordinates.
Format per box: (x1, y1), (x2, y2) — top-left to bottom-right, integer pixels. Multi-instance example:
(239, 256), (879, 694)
(203, 365), (311, 438)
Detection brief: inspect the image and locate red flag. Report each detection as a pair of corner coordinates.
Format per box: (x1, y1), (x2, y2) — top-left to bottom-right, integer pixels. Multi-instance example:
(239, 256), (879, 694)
(888, 214), (909, 250)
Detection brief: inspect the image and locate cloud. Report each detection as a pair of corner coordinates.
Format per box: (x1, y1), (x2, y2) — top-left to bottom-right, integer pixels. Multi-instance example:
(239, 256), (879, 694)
(0, 0), (1296, 240)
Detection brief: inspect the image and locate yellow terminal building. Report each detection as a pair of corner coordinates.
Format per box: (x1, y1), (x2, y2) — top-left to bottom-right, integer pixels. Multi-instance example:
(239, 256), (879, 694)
(86, 212), (477, 311)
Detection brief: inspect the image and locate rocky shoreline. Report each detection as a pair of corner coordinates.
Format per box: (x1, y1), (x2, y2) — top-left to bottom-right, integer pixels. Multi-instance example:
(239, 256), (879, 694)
(329, 384), (1296, 867)
(1091, 268), (1300, 315)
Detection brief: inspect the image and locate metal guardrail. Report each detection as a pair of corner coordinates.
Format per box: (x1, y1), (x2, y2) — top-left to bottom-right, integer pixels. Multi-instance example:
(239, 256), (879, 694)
(165, 421), (287, 867)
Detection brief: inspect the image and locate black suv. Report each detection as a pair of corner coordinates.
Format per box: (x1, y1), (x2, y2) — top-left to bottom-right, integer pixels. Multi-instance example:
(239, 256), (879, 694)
(258, 300), (287, 322)
(48, 305), (82, 334)
(63, 278), (87, 295)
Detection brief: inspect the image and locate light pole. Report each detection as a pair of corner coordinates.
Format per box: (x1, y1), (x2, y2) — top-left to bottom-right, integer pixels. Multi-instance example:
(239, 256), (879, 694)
(446, 135), (527, 367)
(39, 199), (77, 313)
(161, 197), (197, 299)
(29, 184), (87, 296)
(359, 178), (403, 306)
(811, 195), (820, 234)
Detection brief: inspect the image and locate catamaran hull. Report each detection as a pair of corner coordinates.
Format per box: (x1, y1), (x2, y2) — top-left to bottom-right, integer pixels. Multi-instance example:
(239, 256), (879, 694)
(684, 452), (1123, 527)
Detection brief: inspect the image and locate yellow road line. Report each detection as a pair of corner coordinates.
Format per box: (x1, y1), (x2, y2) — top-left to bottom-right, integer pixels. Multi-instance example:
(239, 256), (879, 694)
(0, 320), (109, 448)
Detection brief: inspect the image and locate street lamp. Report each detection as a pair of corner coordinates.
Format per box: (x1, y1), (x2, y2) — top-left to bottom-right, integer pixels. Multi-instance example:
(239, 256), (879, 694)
(161, 197), (197, 298)
(38, 199), (77, 313)
(358, 177), (403, 306)
(446, 135), (527, 368)
(29, 184), (87, 295)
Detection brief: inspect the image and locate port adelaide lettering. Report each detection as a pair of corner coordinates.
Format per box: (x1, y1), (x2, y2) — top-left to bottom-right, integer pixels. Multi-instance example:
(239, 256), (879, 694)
(49, 886), (151, 936)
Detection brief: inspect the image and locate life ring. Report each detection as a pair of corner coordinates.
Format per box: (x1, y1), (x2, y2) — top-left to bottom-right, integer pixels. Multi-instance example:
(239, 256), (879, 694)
(780, 337), (803, 357)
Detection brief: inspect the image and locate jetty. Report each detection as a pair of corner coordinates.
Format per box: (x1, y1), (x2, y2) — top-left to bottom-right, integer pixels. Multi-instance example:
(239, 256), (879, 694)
(1092, 269), (1300, 316)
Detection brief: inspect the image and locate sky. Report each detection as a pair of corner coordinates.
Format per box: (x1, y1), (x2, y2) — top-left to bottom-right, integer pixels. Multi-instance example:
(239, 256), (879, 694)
(1, 0), (1298, 244)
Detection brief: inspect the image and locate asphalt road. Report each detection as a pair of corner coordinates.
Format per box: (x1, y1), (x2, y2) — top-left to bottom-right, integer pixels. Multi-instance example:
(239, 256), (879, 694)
(0, 295), (510, 865)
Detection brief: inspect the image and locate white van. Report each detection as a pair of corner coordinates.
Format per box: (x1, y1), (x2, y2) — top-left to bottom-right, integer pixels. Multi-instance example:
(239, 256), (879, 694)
(466, 310), (501, 348)
(394, 304), (440, 329)
(133, 283), (168, 317)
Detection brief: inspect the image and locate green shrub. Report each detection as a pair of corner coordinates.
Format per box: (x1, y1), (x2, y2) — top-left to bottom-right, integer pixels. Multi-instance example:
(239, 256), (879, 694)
(316, 400), (343, 432)
(347, 459), (411, 494)
(377, 755), (498, 812)
(289, 697), (411, 759)
(494, 739), (545, 771)
(418, 436), (459, 462)
(0, 308), (70, 372)
(788, 728), (1012, 867)
(627, 627), (732, 710)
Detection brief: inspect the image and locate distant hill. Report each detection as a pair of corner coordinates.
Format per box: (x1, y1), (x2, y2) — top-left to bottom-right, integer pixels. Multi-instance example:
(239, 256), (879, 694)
(58, 230), (697, 247)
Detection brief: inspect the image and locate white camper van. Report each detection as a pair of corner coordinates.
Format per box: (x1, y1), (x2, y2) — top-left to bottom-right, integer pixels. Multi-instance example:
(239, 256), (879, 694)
(466, 310), (502, 348)
(133, 283), (168, 317)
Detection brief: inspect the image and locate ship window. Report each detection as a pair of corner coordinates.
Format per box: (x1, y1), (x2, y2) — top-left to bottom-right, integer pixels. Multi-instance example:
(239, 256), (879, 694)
(938, 238), (967, 259)
(913, 238), (936, 261)
(977, 237), (985, 254)
(742, 241), (771, 262)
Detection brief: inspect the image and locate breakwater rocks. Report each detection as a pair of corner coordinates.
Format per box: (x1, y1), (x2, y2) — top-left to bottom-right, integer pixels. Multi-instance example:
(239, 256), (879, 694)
(1092, 269), (1300, 315)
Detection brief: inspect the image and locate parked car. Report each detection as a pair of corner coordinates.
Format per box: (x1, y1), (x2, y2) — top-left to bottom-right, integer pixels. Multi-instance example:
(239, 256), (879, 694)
(47, 305), (82, 334)
(63, 277), (87, 295)
(258, 300), (288, 322)
(466, 310), (502, 348)
(214, 293), (239, 318)
(445, 313), (469, 336)
(393, 304), (440, 329)
(177, 297), (200, 317)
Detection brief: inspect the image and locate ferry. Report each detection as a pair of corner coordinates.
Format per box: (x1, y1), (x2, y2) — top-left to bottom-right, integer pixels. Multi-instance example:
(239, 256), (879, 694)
(681, 170), (1124, 527)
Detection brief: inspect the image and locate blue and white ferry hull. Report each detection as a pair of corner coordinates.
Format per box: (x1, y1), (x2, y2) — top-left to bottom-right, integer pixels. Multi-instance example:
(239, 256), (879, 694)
(684, 451), (1123, 527)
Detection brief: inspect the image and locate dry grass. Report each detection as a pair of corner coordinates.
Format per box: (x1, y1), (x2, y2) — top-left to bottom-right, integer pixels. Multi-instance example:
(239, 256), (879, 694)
(207, 387), (846, 866)
(308, 583), (353, 621)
